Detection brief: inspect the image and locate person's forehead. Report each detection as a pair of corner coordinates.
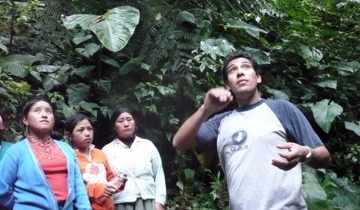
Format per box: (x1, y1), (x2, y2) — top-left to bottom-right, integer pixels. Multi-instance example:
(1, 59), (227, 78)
(76, 119), (91, 126)
(32, 101), (51, 107)
(228, 57), (251, 65)
(118, 112), (132, 118)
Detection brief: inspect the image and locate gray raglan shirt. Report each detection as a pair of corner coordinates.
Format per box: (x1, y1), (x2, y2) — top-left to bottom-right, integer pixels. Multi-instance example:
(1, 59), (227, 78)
(196, 99), (324, 210)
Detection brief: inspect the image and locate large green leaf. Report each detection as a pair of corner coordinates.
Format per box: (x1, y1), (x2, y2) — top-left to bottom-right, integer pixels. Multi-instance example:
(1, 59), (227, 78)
(157, 85), (176, 96)
(60, 103), (79, 119)
(324, 172), (360, 209)
(262, 85), (289, 100)
(0, 54), (44, 78)
(297, 45), (323, 62)
(75, 65), (95, 78)
(79, 101), (100, 117)
(344, 121), (360, 137)
(315, 80), (337, 89)
(223, 17), (268, 39)
(243, 47), (272, 65)
(43, 73), (68, 91)
(75, 43), (100, 58)
(94, 79), (112, 93)
(61, 6), (140, 52)
(0, 42), (8, 54)
(66, 83), (90, 105)
(331, 61), (360, 76)
(199, 39), (235, 58)
(72, 33), (92, 45)
(36, 65), (61, 73)
(310, 99), (343, 133)
(302, 170), (328, 210)
(61, 13), (97, 29)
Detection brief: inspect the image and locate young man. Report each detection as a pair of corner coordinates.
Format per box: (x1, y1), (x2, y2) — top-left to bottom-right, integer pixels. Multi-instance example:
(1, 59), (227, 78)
(172, 50), (331, 210)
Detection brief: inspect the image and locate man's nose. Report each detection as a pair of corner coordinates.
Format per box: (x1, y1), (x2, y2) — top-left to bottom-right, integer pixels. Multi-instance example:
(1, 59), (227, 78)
(236, 69), (245, 76)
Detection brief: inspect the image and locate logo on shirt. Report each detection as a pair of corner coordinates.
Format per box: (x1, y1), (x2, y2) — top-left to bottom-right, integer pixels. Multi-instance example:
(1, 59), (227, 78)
(231, 130), (247, 144)
(227, 130), (248, 153)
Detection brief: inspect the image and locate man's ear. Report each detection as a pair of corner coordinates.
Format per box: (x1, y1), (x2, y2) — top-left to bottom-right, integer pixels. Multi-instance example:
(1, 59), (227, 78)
(256, 74), (262, 84)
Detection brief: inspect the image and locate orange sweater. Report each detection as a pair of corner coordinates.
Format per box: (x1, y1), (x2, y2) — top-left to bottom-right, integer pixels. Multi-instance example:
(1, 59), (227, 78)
(75, 146), (119, 210)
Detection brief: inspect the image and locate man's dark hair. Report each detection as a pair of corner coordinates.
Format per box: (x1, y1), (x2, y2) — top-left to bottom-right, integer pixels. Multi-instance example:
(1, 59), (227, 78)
(221, 50), (261, 84)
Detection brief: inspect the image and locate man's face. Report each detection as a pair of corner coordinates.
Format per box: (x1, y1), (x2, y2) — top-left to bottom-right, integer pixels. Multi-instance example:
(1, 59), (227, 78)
(225, 57), (261, 97)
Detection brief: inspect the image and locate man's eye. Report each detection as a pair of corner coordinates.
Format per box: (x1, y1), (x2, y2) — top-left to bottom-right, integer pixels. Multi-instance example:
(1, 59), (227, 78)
(241, 65), (251, 70)
(228, 68), (237, 73)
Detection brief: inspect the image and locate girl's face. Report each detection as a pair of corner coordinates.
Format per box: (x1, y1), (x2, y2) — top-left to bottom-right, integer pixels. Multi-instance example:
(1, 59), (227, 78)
(23, 101), (55, 136)
(113, 112), (135, 139)
(71, 119), (93, 150)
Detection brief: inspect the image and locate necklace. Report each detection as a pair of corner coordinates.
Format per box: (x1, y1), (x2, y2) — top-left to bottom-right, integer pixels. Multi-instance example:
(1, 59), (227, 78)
(27, 134), (56, 162)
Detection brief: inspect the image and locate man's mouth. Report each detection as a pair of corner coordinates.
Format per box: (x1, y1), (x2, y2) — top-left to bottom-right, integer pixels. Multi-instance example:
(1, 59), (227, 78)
(237, 79), (247, 85)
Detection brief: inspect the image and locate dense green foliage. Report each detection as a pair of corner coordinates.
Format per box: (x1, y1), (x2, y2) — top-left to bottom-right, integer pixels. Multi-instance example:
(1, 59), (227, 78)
(1, 0), (360, 209)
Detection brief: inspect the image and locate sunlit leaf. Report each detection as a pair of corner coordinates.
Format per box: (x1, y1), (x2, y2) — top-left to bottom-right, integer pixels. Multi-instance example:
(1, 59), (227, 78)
(75, 43), (100, 58)
(61, 6), (140, 52)
(223, 18), (268, 38)
(315, 80), (337, 89)
(345, 121), (360, 136)
(310, 99), (343, 133)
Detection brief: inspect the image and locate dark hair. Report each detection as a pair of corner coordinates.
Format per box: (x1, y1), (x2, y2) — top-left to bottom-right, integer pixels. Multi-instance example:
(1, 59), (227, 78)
(221, 50), (261, 84)
(110, 107), (136, 127)
(22, 98), (54, 117)
(65, 114), (93, 134)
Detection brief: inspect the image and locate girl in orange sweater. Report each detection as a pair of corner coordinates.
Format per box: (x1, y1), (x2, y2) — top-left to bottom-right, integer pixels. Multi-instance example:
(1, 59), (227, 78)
(65, 114), (127, 210)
